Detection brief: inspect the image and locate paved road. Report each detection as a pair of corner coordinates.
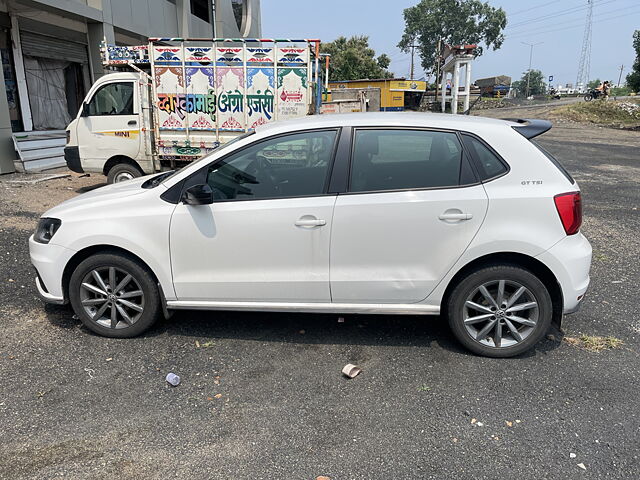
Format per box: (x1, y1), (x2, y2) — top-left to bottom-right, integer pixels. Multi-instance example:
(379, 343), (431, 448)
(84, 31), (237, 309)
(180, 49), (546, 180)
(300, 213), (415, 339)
(0, 120), (638, 479)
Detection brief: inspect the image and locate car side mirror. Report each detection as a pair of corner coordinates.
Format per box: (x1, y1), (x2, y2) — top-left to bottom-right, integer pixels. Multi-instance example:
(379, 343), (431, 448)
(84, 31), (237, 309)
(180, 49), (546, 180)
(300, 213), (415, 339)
(182, 184), (213, 205)
(80, 102), (90, 117)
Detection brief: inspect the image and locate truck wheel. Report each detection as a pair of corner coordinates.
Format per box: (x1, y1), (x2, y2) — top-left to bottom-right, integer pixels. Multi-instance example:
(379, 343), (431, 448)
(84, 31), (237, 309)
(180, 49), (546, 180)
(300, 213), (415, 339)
(107, 163), (142, 184)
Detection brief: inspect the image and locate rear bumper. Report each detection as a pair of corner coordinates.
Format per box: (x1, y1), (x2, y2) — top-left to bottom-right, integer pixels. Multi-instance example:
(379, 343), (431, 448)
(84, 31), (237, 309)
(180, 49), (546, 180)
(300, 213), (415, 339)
(64, 146), (84, 173)
(536, 232), (592, 314)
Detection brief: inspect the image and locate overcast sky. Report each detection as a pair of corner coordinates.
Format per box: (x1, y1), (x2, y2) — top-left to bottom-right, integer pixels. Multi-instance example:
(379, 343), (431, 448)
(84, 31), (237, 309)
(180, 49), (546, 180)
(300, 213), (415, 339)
(262, 0), (639, 87)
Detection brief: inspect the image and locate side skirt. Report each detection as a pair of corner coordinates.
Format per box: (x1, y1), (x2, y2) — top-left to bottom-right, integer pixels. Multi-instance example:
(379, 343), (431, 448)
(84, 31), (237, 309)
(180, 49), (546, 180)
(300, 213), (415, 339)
(165, 301), (441, 315)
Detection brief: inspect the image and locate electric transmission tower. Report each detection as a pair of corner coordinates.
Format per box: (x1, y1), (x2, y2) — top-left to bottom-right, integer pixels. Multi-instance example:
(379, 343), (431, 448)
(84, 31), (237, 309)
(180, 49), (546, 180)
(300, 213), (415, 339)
(575, 0), (593, 92)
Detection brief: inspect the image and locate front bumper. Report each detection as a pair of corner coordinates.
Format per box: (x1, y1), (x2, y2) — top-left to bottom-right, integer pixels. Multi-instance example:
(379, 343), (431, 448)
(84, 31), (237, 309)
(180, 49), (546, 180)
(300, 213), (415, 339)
(64, 146), (84, 173)
(29, 235), (76, 304)
(536, 232), (592, 314)
(35, 274), (65, 304)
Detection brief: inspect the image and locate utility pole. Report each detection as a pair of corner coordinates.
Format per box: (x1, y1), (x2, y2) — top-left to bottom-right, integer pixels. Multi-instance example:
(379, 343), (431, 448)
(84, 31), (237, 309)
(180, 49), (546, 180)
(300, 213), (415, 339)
(521, 41), (543, 98)
(409, 44), (418, 80)
(617, 64), (624, 87)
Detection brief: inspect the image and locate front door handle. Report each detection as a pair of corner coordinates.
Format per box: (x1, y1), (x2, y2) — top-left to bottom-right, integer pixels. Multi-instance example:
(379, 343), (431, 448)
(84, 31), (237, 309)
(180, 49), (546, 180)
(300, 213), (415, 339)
(127, 120), (137, 126)
(438, 212), (473, 221)
(295, 217), (326, 228)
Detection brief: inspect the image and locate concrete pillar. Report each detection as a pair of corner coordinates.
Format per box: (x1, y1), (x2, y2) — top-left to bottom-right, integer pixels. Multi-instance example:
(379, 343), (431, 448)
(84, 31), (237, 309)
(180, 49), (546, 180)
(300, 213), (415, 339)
(0, 66), (16, 174)
(9, 15), (32, 132)
(463, 61), (472, 112)
(176, 0), (192, 38)
(452, 61), (460, 114)
(441, 70), (447, 113)
(87, 21), (115, 83)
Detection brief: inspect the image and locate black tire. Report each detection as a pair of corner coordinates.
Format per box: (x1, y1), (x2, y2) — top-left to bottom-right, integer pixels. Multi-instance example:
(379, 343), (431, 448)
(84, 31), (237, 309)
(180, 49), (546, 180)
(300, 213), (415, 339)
(69, 252), (161, 338)
(447, 265), (553, 358)
(584, 94), (592, 102)
(107, 163), (142, 184)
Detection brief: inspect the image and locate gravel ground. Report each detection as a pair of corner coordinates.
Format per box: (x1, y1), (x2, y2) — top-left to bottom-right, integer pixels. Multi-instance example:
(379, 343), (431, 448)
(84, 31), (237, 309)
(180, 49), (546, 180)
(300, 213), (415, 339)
(0, 117), (638, 479)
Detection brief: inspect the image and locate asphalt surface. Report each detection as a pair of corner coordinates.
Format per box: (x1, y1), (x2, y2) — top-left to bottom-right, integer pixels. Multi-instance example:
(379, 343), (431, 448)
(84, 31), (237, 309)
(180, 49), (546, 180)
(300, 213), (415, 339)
(0, 117), (638, 479)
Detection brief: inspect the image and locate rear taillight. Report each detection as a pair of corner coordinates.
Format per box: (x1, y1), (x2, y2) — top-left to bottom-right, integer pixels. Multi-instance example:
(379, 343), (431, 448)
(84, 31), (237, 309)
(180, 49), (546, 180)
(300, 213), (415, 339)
(554, 192), (582, 235)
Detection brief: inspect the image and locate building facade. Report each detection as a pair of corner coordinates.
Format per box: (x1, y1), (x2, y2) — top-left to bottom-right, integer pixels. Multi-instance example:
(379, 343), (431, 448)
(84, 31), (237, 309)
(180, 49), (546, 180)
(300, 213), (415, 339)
(0, 0), (261, 173)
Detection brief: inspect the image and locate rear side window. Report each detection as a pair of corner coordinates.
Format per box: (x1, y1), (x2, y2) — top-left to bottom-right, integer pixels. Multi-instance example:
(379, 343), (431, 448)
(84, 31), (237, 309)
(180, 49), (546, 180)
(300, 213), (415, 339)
(532, 141), (575, 184)
(461, 134), (508, 180)
(349, 129), (465, 192)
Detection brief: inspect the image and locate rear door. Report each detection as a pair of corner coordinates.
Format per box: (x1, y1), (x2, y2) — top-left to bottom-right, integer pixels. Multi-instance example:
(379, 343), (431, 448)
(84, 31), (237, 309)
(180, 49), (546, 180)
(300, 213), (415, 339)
(76, 81), (140, 169)
(330, 128), (488, 304)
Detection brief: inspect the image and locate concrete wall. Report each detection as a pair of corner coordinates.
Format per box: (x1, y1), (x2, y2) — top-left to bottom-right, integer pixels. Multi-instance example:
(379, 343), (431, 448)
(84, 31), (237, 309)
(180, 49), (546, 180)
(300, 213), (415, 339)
(0, 0), (261, 172)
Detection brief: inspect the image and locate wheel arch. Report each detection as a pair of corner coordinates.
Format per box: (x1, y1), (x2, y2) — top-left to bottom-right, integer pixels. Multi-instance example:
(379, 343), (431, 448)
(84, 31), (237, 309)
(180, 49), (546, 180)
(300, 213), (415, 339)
(441, 252), (564, 327)
(62, 244), (159, 302)
(102, 155), (143, 177)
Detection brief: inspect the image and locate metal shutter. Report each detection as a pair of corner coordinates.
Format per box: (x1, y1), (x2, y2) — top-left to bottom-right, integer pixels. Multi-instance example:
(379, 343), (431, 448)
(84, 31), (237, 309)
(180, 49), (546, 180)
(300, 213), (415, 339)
(20, 31), (88, 64)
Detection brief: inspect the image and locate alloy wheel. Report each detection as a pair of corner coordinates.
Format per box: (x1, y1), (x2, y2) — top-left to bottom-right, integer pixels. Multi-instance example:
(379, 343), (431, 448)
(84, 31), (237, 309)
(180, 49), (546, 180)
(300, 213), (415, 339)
(79, 266), (145, 329)
(463, 279), (539, 348)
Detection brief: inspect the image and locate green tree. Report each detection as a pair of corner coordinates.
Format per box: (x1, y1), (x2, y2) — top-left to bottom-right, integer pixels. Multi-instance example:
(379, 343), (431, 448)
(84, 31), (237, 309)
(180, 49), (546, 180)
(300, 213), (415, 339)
(398, 0), (507, 75)
(321, 36), (393, 81)
(627, 30), (640, 92)
(511, 70), (546, 97)
(587, 78), (602, 89)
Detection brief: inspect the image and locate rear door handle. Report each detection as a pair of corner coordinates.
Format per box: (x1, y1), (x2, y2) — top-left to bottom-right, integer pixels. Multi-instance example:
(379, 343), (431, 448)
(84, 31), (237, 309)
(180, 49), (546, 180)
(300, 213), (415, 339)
(438, 212), (473, 221)
(127, 120), (137, 126)
(295, 218), (326, 227)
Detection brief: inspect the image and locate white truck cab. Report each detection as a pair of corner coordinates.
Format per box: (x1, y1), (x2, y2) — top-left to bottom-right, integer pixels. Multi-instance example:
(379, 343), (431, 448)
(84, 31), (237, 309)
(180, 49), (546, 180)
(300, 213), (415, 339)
(65, 38), (321, 183)
(65, 72), (153, 183)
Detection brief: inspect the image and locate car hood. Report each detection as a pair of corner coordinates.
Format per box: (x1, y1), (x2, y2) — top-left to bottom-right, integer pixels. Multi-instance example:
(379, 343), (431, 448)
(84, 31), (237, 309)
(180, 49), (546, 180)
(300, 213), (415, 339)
(42, 176), (163, 218)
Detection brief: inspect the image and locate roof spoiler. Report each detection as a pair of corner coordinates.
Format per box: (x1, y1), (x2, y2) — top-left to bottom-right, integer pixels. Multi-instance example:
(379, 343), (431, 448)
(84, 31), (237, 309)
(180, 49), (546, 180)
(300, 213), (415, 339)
(502, 118), (552, 139)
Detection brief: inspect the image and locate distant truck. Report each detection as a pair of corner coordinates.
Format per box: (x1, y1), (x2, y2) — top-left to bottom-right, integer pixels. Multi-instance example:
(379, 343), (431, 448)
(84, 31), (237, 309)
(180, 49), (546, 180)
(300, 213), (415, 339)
(475, 75), (511, 97)
(64, 38), (321, 183)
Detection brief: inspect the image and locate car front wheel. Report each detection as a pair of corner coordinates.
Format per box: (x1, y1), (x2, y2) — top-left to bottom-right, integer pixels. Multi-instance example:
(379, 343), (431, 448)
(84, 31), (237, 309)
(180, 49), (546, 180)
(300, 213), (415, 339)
(69, 252), (161, 338)
(447, 265), (553, 358)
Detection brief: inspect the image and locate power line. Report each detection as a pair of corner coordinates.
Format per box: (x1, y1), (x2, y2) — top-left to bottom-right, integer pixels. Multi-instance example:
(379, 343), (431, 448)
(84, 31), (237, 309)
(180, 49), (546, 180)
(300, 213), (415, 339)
(509, 0), (562, 17)
(506, 0), (617, 30)
(506, 3), (640, 38)
(505, 8), (640, 40)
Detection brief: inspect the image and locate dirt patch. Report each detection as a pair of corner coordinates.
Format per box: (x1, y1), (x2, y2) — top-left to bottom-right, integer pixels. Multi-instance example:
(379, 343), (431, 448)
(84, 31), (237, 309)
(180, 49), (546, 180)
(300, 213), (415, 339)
(564, 335), (624, 352)
(0, 172), (106, 218)
(551, 99), (640, 129)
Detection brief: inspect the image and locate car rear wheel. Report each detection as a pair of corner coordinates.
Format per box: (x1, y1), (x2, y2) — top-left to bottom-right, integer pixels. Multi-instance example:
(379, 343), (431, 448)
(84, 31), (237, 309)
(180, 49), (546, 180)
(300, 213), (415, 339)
(447, 265), (553, 358)
(69, 253), (161, 338)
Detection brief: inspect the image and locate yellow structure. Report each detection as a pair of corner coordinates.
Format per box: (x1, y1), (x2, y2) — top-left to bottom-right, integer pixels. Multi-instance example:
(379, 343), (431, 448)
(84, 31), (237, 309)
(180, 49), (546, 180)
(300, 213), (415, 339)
(327, 78), (427, 111)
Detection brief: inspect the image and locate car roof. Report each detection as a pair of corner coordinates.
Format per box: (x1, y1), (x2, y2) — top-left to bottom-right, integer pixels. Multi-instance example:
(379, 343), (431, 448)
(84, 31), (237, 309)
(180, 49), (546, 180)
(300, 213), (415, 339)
(255, 111), (518, 136)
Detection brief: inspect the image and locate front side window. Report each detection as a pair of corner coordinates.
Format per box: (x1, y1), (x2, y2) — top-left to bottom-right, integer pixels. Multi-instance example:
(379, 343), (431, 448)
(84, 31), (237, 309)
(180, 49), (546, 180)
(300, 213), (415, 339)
(206, 130), (337, 201)
(350, 129), (464, 192)
(88, 82), (134, 116)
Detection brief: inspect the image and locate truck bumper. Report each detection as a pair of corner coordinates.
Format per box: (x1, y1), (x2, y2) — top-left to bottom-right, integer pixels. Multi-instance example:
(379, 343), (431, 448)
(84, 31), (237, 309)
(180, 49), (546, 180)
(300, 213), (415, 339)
(64, 146), (84, 173)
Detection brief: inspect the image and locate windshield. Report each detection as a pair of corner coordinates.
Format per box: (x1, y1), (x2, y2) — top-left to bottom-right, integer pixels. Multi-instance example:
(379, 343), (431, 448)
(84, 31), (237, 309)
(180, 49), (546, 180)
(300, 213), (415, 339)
(156, 131), (255, 186)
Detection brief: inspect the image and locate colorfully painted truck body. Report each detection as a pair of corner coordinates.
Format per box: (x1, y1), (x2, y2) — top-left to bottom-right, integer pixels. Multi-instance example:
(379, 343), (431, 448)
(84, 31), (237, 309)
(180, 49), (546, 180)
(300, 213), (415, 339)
(64, 38), (320, 182)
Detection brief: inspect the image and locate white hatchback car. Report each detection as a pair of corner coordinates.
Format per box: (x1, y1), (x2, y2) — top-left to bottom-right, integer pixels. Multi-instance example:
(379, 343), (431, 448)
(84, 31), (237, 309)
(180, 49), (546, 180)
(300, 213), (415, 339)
(30, 113), (591, 357)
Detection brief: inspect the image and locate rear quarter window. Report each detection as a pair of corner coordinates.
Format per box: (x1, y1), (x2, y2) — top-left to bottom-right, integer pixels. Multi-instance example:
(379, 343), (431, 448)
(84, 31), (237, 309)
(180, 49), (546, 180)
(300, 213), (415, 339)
(461, 134), (508, 181)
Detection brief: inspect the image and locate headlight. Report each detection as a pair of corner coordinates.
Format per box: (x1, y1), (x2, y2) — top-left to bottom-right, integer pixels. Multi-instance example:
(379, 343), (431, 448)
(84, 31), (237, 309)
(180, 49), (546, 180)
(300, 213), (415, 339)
(34, 218), (61, 244)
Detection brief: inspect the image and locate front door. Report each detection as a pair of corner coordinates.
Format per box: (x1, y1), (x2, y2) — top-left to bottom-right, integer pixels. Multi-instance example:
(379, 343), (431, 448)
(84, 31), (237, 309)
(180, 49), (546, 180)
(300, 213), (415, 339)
(76, 81), (140, 171)
(170, 129), (339, 302)
(330, 128), (488, 304)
